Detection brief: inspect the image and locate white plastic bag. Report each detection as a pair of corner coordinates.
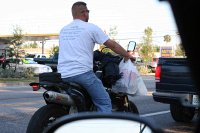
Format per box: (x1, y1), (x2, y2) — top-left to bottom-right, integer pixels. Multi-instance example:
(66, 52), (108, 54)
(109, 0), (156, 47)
(134, 76), (148, 96)
(112, 59), (139, 95)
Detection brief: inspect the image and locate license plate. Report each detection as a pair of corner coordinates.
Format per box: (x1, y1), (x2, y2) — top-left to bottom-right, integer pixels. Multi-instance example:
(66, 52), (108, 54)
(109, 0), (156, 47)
(192, 95), (200, 106)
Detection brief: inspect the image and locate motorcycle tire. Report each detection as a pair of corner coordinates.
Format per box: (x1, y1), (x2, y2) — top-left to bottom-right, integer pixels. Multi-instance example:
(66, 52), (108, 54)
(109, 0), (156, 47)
(113, 101), (139, 114)
(26, 104), (68, 133)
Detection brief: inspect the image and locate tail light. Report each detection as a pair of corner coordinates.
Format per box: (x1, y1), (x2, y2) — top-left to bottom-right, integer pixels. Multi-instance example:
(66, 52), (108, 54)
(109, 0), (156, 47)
(155, 65), (161, 81)
(29, 83), (40, 91)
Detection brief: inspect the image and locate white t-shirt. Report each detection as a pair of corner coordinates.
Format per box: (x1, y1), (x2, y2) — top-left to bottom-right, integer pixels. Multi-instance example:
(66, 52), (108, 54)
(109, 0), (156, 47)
(58, 19), (109, 78)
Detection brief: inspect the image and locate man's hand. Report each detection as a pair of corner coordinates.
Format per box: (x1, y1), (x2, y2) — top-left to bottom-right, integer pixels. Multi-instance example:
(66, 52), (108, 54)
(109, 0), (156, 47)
(104, 39), (136, 62)
(124, 51), (134, 61)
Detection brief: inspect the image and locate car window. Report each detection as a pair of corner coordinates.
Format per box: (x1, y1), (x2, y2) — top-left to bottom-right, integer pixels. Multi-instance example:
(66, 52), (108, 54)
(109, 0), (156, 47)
(25, 54), (35, 58)
(1, 0), (198, 133)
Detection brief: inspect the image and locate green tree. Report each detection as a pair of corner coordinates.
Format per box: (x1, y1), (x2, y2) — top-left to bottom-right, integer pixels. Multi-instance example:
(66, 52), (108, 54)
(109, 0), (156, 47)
(164, 34), (171, 44)
(143, 27), (153, 45)
(153, 45), (160, 52)
(29, 41), (38, 48)
(108, 25), (118, 40)
(99, 26), (118, 54)
(6, 25), (25, 71)
(175, 43), (185, 57)
(49, 45), (59, 56)
(139, 27), (154, 63)
(7, 25), (24, 58)
(22, 41), (38, 48)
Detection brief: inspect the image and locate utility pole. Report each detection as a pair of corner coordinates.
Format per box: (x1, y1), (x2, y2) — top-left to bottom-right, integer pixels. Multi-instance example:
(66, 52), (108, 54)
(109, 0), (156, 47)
(41, 40), (45, 54)
(40, 37), (49, 54)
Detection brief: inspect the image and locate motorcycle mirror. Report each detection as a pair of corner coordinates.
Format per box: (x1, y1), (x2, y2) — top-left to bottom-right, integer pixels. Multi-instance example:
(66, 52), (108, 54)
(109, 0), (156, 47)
(44, 112), (161, 133)
(127, 41), (136, 51)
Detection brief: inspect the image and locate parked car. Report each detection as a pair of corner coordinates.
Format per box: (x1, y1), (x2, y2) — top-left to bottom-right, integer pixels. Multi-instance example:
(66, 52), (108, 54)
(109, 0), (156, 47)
(21, 58), (37, 64)
(147, 57), (159, 72)
(16, 58), (52, 74)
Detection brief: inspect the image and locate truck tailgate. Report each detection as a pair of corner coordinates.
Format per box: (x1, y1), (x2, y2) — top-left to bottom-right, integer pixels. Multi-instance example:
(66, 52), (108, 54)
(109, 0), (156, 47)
(156, 58), (197, 94)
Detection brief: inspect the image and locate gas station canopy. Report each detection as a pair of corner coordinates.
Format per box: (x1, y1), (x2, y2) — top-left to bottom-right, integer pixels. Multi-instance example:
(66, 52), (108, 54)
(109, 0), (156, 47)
(0, 33), (59, 44)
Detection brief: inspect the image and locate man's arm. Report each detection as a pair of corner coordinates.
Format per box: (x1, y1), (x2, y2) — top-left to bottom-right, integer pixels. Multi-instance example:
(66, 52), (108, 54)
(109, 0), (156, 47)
(104, 39), (132, 60)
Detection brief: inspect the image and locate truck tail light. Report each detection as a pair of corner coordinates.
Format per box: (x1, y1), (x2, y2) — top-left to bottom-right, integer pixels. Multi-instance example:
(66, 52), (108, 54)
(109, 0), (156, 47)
(155, 65), (161, 81)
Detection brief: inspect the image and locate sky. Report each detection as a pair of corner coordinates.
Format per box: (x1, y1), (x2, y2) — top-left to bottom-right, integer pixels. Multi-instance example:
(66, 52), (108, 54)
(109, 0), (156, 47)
(0, 0), (179, 45)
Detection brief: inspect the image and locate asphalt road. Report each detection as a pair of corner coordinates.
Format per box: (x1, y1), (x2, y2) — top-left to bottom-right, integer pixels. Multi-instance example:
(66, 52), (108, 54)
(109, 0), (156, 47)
(0, 75), (198, 133)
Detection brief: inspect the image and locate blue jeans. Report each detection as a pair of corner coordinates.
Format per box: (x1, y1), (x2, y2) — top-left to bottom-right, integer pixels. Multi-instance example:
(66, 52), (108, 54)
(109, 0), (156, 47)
(62, 71), (112, 112)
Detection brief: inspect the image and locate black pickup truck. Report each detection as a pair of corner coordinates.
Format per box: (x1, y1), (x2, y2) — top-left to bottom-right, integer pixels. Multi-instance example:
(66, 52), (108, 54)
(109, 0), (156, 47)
(152, 57), (200, 122)
(34, 53), (58, 72)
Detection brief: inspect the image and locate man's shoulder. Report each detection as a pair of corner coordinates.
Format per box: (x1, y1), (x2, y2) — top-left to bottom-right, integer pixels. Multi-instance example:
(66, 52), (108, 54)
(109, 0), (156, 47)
(87, 22), (99, 28)
(84, 23), (103, 32)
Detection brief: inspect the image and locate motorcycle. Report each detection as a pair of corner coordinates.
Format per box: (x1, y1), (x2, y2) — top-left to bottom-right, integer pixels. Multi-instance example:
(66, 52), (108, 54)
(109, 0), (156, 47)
(26, 41), (138, 133)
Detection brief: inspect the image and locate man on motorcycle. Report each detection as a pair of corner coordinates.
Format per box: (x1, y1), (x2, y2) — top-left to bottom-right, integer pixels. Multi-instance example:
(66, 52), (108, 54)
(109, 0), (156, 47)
(58, 1), (133, 112)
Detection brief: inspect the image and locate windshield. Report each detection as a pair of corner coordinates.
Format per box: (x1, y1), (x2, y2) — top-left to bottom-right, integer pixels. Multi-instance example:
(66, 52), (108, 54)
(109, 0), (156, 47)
(0, 0), (197, 133)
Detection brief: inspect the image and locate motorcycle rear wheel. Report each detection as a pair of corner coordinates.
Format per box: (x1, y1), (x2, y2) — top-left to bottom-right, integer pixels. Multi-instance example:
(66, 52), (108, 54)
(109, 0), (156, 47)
(112, 101), (139, 114)
(128, 101), (139, 114)
(26, 104), (69, 133)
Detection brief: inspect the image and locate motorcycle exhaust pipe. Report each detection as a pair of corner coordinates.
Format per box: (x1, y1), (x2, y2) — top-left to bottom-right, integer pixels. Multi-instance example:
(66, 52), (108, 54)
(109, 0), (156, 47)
(44, 91), (74, 106)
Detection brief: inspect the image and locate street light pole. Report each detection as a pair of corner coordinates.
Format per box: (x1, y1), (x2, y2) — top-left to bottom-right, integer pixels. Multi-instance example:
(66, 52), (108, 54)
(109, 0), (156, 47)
(42, 40), (44, 54)
(41, 37), (48, 54)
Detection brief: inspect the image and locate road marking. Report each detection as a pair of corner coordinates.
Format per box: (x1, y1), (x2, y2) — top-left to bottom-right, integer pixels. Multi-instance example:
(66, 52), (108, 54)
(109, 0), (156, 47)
(140, 110), (170, 117)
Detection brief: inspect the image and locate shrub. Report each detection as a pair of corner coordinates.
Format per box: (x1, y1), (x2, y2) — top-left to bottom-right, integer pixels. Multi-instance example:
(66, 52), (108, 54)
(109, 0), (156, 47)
(0, 67), (35, 79)
(136, 65), (151, 75)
